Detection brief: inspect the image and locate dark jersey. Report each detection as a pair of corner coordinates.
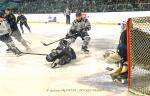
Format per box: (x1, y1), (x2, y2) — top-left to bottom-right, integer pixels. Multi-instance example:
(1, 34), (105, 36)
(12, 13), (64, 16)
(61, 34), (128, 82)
(17, 15), (27, 23)
(117, 29), (127, 61)
(54, 46), (76, 60)
(5, 14), (18, 31)
(46, 46), (76, 63)
(119, 29), (127, 46)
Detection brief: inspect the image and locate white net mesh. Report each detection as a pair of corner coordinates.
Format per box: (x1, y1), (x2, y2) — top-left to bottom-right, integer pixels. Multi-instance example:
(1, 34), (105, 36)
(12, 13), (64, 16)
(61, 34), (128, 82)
(128, 17), (150, 95)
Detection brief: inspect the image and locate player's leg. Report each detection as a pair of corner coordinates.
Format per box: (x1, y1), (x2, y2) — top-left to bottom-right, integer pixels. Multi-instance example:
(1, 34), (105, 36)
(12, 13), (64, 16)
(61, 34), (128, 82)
(66, 15), (68, 24)
(110, 67), (122, 81)
(20, 23), (24, 33)
(11, 30), (31, 51)
(7, 41), (22, 55)
(114, 62), (128, 84)
(81, 32), (91, 52)
(0, 34), (22, 55)
(68, 15), (70, 24)
(24, 22), (31, 32)
(70, 47), (76, 59)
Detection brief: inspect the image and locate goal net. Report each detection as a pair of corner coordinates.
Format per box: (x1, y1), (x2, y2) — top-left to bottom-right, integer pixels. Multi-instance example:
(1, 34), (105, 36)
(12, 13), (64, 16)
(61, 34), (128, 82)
(127, 17), (150, 95)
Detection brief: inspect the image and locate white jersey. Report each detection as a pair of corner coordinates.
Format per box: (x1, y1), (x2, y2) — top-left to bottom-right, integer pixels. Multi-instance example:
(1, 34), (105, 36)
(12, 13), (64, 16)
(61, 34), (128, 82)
(0, 20), (11, 36)
(64, 8), (71, 16)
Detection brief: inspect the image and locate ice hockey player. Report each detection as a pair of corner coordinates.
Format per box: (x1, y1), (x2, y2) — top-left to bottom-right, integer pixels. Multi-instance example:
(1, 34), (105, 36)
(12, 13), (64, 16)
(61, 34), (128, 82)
(4, 8), (31, 52)
(0, 11), (22, 56)
(104, 22), (128, 84)
(17, 12), (31, 33)
(64, 7), (71, 24)
(65, 11), (91, 53)
(46, 39), (76, 68)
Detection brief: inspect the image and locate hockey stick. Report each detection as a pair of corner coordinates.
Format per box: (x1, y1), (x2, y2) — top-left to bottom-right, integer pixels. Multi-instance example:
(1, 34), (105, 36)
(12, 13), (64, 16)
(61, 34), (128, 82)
(41, 32), (78, 46)
(21, 52), (48, 56)
(41, 37), (65, 46)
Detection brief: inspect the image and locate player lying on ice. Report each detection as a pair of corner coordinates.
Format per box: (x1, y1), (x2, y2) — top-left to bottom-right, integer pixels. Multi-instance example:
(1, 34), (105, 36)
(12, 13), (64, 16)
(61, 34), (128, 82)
(104, 21), (128, 84)
(46, 39), (76, 68)
(0, 12), (22, 56)
(65, 11), (91, 53)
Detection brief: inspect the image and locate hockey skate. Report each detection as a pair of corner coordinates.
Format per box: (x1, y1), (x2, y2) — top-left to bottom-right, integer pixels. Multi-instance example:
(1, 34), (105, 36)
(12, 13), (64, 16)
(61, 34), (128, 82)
(11, 47), (23, 56)
(110, 72), (128, 84)
(50, 59), (59, 68)
(113, 77), (128, 84)
(26, 46), (32, 52)
(6, 48), (12, 53)
(81, 46), (89, 54)
(50, 62), (57, 68)
(106, 67), (114, 71)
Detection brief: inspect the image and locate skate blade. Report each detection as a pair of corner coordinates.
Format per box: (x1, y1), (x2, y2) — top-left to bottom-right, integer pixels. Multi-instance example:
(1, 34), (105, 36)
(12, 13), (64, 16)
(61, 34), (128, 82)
(80, 51), (89, 54)
(6, 51), (12, 53)
(15, 53), (24, 57)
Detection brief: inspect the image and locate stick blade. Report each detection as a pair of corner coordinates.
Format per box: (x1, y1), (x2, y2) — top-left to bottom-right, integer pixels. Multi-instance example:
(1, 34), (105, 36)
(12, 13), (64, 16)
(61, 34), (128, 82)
(41, 41), (48, 46)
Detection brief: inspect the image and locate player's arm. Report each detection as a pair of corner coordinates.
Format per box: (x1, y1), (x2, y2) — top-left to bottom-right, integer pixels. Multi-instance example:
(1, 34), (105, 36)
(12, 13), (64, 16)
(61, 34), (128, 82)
(64, 10), (66, 16)
(8, 14), (17, 26)
(6, 22), (12, 35)
(66, 21), (77, 37)
(16, 16), (20, 23)
(78, 19), (91, 32)
(12, 14), (17, 22)
(23, 15), (27, 21)
(55, 47), (63, 54)
(83, 19), (91, 31)
(70, 20), (77, 31)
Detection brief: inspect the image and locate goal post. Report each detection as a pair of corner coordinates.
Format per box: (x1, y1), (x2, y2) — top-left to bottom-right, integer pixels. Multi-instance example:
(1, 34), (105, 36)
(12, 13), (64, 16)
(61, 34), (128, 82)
(127, 17), (150, 95)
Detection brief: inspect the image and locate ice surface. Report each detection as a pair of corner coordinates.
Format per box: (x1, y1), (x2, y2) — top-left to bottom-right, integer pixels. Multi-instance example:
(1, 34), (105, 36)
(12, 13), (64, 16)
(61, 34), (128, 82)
(0, 23), (127, 96)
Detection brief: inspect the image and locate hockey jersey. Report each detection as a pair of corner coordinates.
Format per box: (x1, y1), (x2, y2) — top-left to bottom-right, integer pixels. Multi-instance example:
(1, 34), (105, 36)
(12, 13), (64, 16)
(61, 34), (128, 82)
(17, 15), (27, 23)
(70, 18), (91, 32)
(46, 46), (76, 63)
(0, 20), (11, 36)
(5, 14), (18, 31)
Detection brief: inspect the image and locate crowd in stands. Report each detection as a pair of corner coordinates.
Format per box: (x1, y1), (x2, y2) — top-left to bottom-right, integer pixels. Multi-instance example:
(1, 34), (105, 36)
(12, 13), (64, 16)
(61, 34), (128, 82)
(0, 0), (150, 13)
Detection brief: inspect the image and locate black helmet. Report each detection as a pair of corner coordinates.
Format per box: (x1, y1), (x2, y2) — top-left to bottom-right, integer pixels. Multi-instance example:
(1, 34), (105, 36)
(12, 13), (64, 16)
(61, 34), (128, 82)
(5, 8), (11, 11)
(76, 11), (82, 17)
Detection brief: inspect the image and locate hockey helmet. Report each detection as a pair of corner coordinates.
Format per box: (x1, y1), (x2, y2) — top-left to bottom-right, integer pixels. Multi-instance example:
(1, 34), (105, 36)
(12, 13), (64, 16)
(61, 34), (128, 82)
(76, 11), (82, 17)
